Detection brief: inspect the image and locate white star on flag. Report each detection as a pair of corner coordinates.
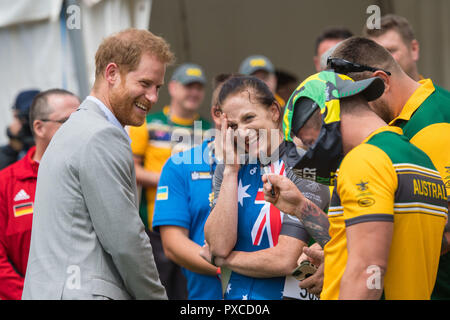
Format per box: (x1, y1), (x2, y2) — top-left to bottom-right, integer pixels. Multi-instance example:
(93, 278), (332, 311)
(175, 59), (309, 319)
(237, 179), (251, 206)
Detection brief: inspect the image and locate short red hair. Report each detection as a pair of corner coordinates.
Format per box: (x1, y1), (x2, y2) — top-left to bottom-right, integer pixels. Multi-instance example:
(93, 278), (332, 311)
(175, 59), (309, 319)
(94, 28), (175, 79)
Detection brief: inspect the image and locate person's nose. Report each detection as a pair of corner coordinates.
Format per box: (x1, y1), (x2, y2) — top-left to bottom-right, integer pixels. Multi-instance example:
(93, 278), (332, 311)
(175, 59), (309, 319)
(145, 86), (158, 105)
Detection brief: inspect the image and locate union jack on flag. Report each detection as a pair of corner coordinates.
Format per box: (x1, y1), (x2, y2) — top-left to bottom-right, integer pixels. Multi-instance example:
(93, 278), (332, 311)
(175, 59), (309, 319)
(251, 161), (286, 248)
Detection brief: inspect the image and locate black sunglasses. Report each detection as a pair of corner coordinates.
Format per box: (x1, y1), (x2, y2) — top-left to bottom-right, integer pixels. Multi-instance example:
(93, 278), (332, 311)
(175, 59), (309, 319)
(327, 57), (391, 76)
(40, 117), (69, 124)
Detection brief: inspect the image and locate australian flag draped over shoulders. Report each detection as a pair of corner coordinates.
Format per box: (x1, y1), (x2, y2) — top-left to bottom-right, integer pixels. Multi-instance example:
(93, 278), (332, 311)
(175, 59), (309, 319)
(224, 159), (287, 300)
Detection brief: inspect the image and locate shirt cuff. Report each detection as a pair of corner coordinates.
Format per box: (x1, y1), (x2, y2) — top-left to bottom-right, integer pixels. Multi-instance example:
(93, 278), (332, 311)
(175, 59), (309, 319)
(280, 223), (311, 243)
(345, 214), (394, 227)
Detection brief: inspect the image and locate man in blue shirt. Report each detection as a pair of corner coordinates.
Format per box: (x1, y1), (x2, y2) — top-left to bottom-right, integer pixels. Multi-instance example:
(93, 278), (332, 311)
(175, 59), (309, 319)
(153, 139), (222, 299)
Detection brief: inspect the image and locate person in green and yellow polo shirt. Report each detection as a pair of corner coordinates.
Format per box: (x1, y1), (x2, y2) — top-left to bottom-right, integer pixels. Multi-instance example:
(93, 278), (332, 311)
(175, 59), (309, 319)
(263, 70), (447, 299)
(363, 14), (423, 82)
(330, 36), (450, 299)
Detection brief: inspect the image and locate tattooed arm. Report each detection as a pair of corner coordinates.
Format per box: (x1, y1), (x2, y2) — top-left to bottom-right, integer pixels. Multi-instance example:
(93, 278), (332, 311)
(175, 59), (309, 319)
(262, 174), (330, 248)
(295, 200), (330, 248)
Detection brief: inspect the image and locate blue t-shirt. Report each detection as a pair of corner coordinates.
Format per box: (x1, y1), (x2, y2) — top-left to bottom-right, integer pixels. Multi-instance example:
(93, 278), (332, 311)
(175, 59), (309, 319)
(152, 140), (222, 300)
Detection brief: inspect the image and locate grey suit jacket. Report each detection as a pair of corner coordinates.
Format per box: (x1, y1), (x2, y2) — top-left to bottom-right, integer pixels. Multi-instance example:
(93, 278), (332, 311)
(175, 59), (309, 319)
(22, 99), (167, 300)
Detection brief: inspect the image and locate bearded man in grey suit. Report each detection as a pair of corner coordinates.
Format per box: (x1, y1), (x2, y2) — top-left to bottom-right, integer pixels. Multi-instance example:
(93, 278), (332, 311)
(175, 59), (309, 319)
(22, 29), (174, 300)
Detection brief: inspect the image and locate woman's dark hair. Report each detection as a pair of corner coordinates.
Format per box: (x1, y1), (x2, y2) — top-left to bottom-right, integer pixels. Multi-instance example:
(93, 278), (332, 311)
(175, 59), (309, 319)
(217, 75), (276, 111)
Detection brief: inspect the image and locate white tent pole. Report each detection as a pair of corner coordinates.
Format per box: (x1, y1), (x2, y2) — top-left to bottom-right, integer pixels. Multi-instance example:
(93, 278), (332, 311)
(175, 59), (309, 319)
(65, 0), (90, 99)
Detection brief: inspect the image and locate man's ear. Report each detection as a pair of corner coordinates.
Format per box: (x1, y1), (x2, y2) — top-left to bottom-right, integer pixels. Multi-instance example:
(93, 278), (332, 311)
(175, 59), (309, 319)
(410, 39), (420, 62)
(373, 70), (391, 95)
(104, 63), (120, 85)
(32, 120), (45, 139)
(168, 80), (178, 97)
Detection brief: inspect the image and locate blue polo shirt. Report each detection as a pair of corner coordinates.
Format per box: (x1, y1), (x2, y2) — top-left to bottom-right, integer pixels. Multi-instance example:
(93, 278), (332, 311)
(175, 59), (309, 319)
(152, 140), (222, 300)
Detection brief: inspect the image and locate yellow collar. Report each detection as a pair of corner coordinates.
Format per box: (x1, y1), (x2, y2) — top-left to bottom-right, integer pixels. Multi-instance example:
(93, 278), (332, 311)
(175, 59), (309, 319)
(163, 105), (200, 126)
(362, 125), (403, 144)
(388, 79), (435, 125)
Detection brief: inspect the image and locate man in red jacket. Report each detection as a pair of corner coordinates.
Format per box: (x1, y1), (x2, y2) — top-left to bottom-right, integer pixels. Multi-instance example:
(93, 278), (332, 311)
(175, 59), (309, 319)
(0, 89), (79, 299)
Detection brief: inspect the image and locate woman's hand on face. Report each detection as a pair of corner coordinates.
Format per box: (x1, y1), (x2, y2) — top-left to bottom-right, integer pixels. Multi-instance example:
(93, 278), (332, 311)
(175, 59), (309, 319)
(215, 113), (240, 174)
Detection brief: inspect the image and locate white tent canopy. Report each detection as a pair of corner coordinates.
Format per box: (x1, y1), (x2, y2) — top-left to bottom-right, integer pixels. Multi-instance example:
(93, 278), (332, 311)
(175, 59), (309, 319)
(0, 0), (152, 145)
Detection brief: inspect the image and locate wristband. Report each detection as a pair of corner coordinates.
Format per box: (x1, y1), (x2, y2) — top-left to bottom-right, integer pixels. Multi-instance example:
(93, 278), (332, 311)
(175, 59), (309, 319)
(216, 267), (221, 281)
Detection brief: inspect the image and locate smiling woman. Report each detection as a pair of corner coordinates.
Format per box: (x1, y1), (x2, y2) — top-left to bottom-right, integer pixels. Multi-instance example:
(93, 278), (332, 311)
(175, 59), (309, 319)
(202, 76), (330, 300)
(215, 76), (283, 164)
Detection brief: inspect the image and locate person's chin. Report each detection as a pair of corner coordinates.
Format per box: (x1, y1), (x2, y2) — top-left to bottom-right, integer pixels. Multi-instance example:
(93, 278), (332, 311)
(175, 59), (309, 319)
(132, 117), (145, 127)
(124, 113), (144, 127)
(247, 145), (261, 161)
(130, 106), (149, 125)
(184, 103), (200, 113)
(258, 144), (274, 161)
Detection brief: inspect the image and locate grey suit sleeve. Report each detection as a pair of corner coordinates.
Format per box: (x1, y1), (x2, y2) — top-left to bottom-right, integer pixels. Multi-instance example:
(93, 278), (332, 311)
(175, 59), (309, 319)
(79, 127), (167, 300)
